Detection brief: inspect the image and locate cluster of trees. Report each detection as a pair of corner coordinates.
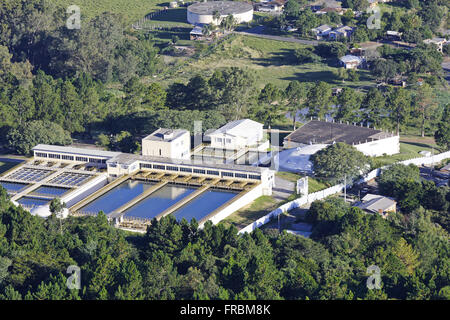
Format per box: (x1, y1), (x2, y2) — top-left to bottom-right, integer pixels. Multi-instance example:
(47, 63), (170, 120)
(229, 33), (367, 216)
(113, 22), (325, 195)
(378, 164), (450, 214)
(371, 44), (444, 83)
(0, 0), (160, 82)
(0, 184), (448, 300)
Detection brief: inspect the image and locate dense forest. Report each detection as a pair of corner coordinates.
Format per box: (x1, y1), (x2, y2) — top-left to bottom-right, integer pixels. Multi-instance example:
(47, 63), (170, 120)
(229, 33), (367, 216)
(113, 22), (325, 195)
(0, 161), (449, 300)
(0, 0), (449, 156)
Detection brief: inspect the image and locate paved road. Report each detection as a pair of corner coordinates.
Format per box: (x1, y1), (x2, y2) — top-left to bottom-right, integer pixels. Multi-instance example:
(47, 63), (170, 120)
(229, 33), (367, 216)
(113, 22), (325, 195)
(234, 26), (319, 46)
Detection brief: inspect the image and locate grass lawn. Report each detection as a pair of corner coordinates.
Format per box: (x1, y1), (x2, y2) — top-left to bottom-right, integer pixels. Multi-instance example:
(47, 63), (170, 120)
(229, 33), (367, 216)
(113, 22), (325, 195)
(50, 0), (168, 24)
(276, 171), (302, 183)
(156, 35), (377, 90)
(220, 195), (279, 230)
(373, 136), (441, 167)
(308, 177), (331, 193)
(0, 161), (20, 175)
(275, 171), (330, 194)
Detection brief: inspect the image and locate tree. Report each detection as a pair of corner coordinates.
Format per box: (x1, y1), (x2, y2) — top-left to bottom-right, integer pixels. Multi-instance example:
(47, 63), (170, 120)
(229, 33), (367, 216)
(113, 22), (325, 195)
(257, 83), (283, 129)
(413, 83), (438, 137)
(335, 87), (362, 123)
(306, 82), (332, 118)
(285, 81), (308, 129)
(387, 87), (411, 135)
(295, 9), (319, 36)
(370, 59), (398, 82)
(311, 142), (372, 182)
(6, 120), (72, 155)
(294, 48), (320, 63)
(284, 0), (300, 18)
(315, 43), (347, 59)
(361, 88), (387, 127)
(49, 198), (66, 235)
(434, 105), (450, 150)
(378, 163), (421, 196)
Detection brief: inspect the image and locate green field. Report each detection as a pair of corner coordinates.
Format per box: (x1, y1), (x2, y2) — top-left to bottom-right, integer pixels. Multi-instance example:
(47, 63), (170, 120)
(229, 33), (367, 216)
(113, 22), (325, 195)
(220, 195), (279, 230)
(157, 35), (377, 89)
(373, 137), (441, 167)
(51, 0), (167, 24)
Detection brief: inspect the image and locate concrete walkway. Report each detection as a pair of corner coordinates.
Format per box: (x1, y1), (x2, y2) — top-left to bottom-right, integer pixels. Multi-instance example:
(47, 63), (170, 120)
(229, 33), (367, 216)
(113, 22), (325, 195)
(272, 176), (295, 202)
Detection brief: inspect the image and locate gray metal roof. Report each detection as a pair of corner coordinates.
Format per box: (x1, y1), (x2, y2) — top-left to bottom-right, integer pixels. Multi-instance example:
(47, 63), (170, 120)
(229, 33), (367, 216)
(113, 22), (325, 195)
(356, 194), (396, 213)
(187, 1), (253, 15)
(32, 144), (121, 158)
(284, 120), (394, 146)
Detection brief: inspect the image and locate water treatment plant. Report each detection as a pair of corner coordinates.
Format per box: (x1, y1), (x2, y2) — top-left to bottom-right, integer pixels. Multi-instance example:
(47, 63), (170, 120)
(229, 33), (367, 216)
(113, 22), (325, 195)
(0, 124), (275, 232)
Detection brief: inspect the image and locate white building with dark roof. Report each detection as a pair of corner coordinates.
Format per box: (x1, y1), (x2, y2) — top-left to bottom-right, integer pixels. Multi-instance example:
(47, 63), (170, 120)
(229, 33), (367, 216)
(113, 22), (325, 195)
(283, 120), (400, 157)
(206, 119), (264, 150)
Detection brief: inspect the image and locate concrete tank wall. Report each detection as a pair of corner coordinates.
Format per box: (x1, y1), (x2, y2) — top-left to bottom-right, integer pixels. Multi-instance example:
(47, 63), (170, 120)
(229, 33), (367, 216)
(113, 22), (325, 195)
(187, 9), (253, 25)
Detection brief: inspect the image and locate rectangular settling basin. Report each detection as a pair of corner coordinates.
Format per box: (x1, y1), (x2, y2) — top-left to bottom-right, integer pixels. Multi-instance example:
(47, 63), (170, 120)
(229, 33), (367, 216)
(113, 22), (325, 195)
(172, 189), (238, 223)
(17, 197), (50, 207)
(0, 181), (28, 193)
(30, 186), (70, 197)
(123, 184), (196, 219)
(80, 180), (155, 215)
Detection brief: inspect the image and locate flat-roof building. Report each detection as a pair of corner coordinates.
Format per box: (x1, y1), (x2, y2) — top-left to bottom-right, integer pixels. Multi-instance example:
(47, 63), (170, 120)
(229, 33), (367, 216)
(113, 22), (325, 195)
(187, 1), (253, 25)
(142, 128), (191, 160)
(32, 144), (121, 167)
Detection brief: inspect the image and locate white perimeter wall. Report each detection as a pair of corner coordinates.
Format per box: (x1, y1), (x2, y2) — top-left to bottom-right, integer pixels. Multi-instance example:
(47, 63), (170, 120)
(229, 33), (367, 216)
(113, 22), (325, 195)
(200, 183), (265, 227)
(62, 174), (108, 208)
(239, 150), (450, 234)
(187, 9), (253, 25)
(355, 135), (400, 157)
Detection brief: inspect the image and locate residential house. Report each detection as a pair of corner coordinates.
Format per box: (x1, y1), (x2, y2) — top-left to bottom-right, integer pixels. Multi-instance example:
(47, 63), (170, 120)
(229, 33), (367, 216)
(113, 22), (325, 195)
(329, 25), (354, 40)
(386, 30), (402, 41)
(354, 194), (397, 218)
(311, 24), (332, 39)
(339, 55), (364, 69)
(190, 25), (204, 40)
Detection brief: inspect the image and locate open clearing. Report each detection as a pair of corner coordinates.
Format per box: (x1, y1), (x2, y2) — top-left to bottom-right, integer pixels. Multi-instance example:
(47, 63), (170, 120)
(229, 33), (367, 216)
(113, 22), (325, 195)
(157, 35), (376, 89)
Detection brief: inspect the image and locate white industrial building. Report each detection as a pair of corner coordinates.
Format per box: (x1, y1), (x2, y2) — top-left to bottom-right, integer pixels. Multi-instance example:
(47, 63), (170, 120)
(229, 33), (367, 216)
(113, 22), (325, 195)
(205, 119), (264, 150)
(283, 120), (400, 157)
(187, 1), (253, 25)
(142, 128), (191, 160)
